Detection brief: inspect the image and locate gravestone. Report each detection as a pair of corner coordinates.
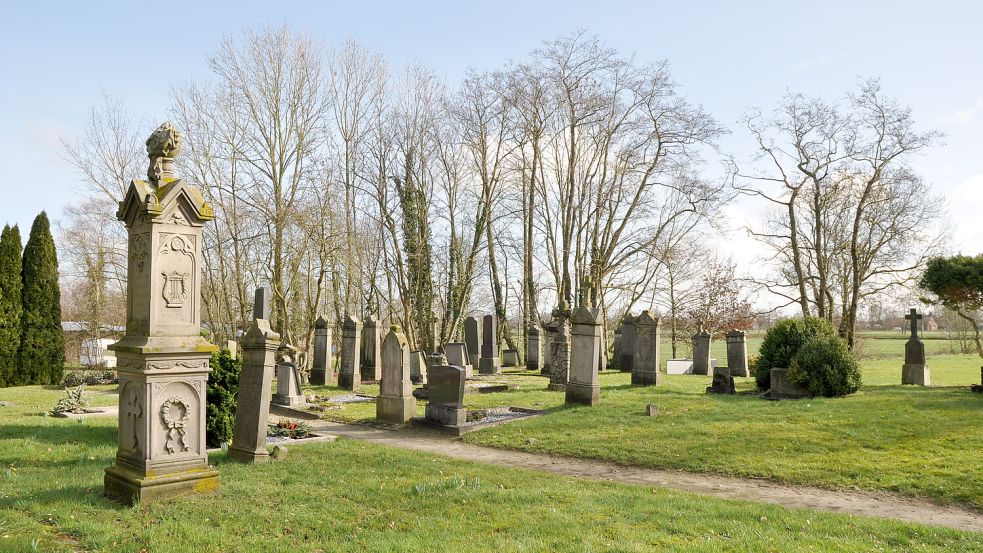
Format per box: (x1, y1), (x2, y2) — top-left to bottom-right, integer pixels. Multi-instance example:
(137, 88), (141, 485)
(479, 314), (501, 374)
(105, 123), (220, 503)
(502, 349), (520, 367)
(377, 326), (416, 422)
(229, 318), (281, 463)
(464, 316), (482, 369)
(272, 346), (304, 407)
(310, 315), (333, 385)
(619, 314), (636, 373)
(361, 313), (381, 381)
(769, 367), (810, 399)
(410, 350), (427, 384)
(339, 314), (362, 391)
(253, 286), (271, 320)
(725, 330), (749, 377)
(567, 306), (601, 405)
(547, 304), (571, 391)
(692, 327), (712, 375)
(666, 358), (717, 375)
(902, 308), (930, 386)
(443, 342), (472, 376)
(631, 311), (661, 386)
(224, 340), (238, 359)
(424, 361), (467, 426)
(609, 326), (622, 370)
(542, 321), (557, 376)
(706, 366), (735, 394)
(526, 324), (541, 371)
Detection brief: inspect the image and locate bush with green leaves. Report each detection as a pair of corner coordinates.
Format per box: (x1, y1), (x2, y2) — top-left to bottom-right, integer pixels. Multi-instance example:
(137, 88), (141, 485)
(18, 212), (64, 385)
(755, 317), (839, 390)
(206, 350), (242, 448)
(62, 370), (117, 387)
(788, 335), (862, 397)
(0, 224), (22, 387)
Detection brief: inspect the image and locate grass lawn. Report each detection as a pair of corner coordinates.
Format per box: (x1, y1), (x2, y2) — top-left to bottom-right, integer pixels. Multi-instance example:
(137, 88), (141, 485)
(1, 386), (982, 551)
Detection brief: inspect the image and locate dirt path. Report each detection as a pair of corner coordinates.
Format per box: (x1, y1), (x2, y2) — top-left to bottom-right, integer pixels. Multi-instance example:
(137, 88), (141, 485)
(308, 420), (983, 533)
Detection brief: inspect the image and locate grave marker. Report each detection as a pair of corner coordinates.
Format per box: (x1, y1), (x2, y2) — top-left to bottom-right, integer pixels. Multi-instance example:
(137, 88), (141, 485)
(902, 308), (930, 386)
(377, 326), (415, 422)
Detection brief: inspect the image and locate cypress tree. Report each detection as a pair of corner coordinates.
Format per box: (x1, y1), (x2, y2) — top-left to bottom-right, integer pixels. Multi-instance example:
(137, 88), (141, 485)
(0, 225), (22, 386)
(19, 212), (64, 385)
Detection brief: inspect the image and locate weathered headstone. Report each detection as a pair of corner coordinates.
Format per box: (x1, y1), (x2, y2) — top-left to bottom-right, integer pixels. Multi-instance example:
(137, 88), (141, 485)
(706, 366), (735, 394)
(410, 350), (427, 384)
(609, 326), (622, 370)
(272, 346), (304, 407)
(542, 320), (557, 376)
(619, 314), (636, 373)
(479, 314), (501, 375)
(725, 330), (749, 377)
(464, 316), (482, 369)
(502, 348), (520, 367)
(631, 311), (661, 386)
(339, 314), (361, 391)
(567, 306), (601, 405)
(377, 326), (416, 423)
(547, 311), (571, 391)
(310, 315), (333, 385)
(361, 313), (381, 381)
(692, 327), (712, 375)
(253, 286), (272, 320)
(229, 318), (281, 463)
(769, 367), (810, 399)
(526, 323), (541, 372)
(105, 123), (220, 503)
(902, 308), (930, 386)
(224, 340), (238, 359)
(443, 342), (472, 376)
(424, 361), (467, 426)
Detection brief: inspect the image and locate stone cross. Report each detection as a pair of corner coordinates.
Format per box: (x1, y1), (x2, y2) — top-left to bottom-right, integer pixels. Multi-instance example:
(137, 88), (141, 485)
(902, 308), (929, 385)
(905, 308), (922, 339)
(253, 287), (272, 321)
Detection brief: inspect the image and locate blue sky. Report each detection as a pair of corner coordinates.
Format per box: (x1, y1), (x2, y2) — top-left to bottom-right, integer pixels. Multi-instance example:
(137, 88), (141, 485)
(1, 0), (981, 261)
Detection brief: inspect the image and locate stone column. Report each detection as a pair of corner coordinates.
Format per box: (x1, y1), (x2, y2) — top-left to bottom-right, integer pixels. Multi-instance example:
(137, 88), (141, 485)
(377, 325), (416, 422)
(310, 315), (332, 385)
(479, 314), (501, 375)
(725, 330), (749, 377)
(566, 306), (601, 406)
(547, 305), (571, 391)
(464, 316), (482, 369)
(526, 324), (541, 372)
(105, 123), (220, 503)
(692, 327), (712, 375)
(361, 313), (381, 381)
(610, 327), (622, 371)
(619, 314), (636, 373)
(631, 311), (661, 386)
(229, 319), (280, 463)
(902, 308), (930, 385)
(339, 314), (362, 391)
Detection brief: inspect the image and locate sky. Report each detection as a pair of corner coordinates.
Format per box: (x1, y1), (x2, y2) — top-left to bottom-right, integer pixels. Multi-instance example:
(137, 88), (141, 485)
(1, 0), (981, 304)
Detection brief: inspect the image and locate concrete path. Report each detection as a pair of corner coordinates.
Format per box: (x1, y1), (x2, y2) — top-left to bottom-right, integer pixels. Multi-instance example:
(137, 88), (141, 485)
(307, 419), (983, 533)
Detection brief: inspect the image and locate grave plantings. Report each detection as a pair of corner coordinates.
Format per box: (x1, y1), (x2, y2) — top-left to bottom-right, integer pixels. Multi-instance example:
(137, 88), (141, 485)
(49, 384), (101, 416)
(267, 419), (315, 440)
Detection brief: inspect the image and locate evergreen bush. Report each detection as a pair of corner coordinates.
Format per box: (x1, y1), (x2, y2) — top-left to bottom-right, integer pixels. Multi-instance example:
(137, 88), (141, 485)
(754, 317), (838, 390)
(206, 349), (242, 448)
(18, 213), (63, 385)
(788, 335), (862, 397)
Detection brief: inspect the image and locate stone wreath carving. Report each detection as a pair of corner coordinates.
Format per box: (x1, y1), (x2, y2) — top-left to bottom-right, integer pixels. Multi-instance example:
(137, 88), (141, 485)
(160, 397), (191, 454)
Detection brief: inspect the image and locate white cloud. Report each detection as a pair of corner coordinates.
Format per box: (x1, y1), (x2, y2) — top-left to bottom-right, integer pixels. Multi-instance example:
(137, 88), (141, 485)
(937, 98), (983, 125)
(790, 56), (831, 72)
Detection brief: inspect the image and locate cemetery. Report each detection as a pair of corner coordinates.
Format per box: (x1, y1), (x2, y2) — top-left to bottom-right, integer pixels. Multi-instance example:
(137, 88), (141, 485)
(2, 5), (983, 551)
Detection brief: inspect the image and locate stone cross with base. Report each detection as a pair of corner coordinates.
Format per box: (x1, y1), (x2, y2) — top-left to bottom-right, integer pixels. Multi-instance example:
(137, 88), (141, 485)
(902, 308), (930, 386)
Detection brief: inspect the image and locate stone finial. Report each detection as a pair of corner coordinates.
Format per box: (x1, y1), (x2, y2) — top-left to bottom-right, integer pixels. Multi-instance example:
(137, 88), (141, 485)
(146, 122), (183, 184)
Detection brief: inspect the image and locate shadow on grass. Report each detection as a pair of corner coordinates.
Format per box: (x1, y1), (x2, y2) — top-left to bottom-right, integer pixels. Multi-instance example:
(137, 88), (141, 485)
(0, 483), (130, 511)
(0, 421), (116, 447)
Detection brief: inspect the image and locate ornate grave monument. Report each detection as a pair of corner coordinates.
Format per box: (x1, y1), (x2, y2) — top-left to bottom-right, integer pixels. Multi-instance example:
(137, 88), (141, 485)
(361, 311), (381, 381)
(902, 308), (930, 386)
(105, 123), (220, 503)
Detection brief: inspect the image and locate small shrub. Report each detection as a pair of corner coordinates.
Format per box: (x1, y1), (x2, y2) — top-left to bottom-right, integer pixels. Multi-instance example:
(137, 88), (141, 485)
(62, 370), (117, 387)
(50, 384), (93, 416)
(755, 317), (838, 390)
(788, 335), (862, 397)
(206, 350), (241, 448)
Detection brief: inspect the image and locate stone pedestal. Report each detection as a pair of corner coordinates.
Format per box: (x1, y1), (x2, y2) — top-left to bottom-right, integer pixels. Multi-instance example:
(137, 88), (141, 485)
(526, 324), (541, 371)
(692, 328), (712, 375)
(479, 314), (501, 375)
(464, 316), (482, 370)
(631, 311), (661, 386)
(619, 314), (636, 373)
(725, 330), (749, 377)
(769, 368), (811, 399)
(377, 326), (416, 423)
(272, 362), (304, 406)
(361, 314), (381, 381)
(229, 319), (280, 464)
(105, 123), (219, 504)
(339, 315), (362, 391)
(902, 364), (930, 386)
(566, 306), (601, 406)
(310, 315), (333, 385)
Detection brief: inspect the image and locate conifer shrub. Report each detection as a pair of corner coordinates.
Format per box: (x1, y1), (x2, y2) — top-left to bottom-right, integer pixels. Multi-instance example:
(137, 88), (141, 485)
(206, 350), (241, 447)
(788, 335), (862, 397)
(18, 213), (63, 385)
(754, 317), (838, 390)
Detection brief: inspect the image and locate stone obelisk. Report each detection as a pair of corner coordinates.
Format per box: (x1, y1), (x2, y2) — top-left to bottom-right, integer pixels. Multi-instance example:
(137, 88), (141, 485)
(105, 123), (220, 503)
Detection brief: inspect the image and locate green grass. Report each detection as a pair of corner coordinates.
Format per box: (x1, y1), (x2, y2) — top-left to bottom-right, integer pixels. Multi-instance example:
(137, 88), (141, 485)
(0, 386), (981, 551)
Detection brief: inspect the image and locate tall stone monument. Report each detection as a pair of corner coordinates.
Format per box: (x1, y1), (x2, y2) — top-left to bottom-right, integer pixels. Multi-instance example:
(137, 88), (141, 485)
(464, 316), (482, 369)
(105, 123), (220, 503)
(339, 314), (362, 391)
(631, 311), (661, 386)
(229, 316), (280, 464)
(619, 314), (636, 373)
(692, 326), (712, 376)
(310, 315), (333, 385)
(566, 305), (601, 405)
(526, 323), (541, 372)
(542, 321), (557, 377)
(479, 314), (501, 375)
(609, 326), (622, 370)
(547, 302), (571, 391)
(361, 312), (381, 381)
(725, 329), (749, 377)
(377, 325), (416, 422)
(902, 308), (930, 386)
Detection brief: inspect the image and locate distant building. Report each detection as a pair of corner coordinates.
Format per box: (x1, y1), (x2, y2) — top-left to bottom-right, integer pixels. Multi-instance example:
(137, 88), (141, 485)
(923, 314), (939, 332)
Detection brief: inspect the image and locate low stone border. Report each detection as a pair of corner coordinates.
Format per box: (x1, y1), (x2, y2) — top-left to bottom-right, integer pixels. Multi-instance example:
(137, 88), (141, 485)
(206, 433), (337, 454)
(50, 406), (118, 419)
(411, 407), (545, 437)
